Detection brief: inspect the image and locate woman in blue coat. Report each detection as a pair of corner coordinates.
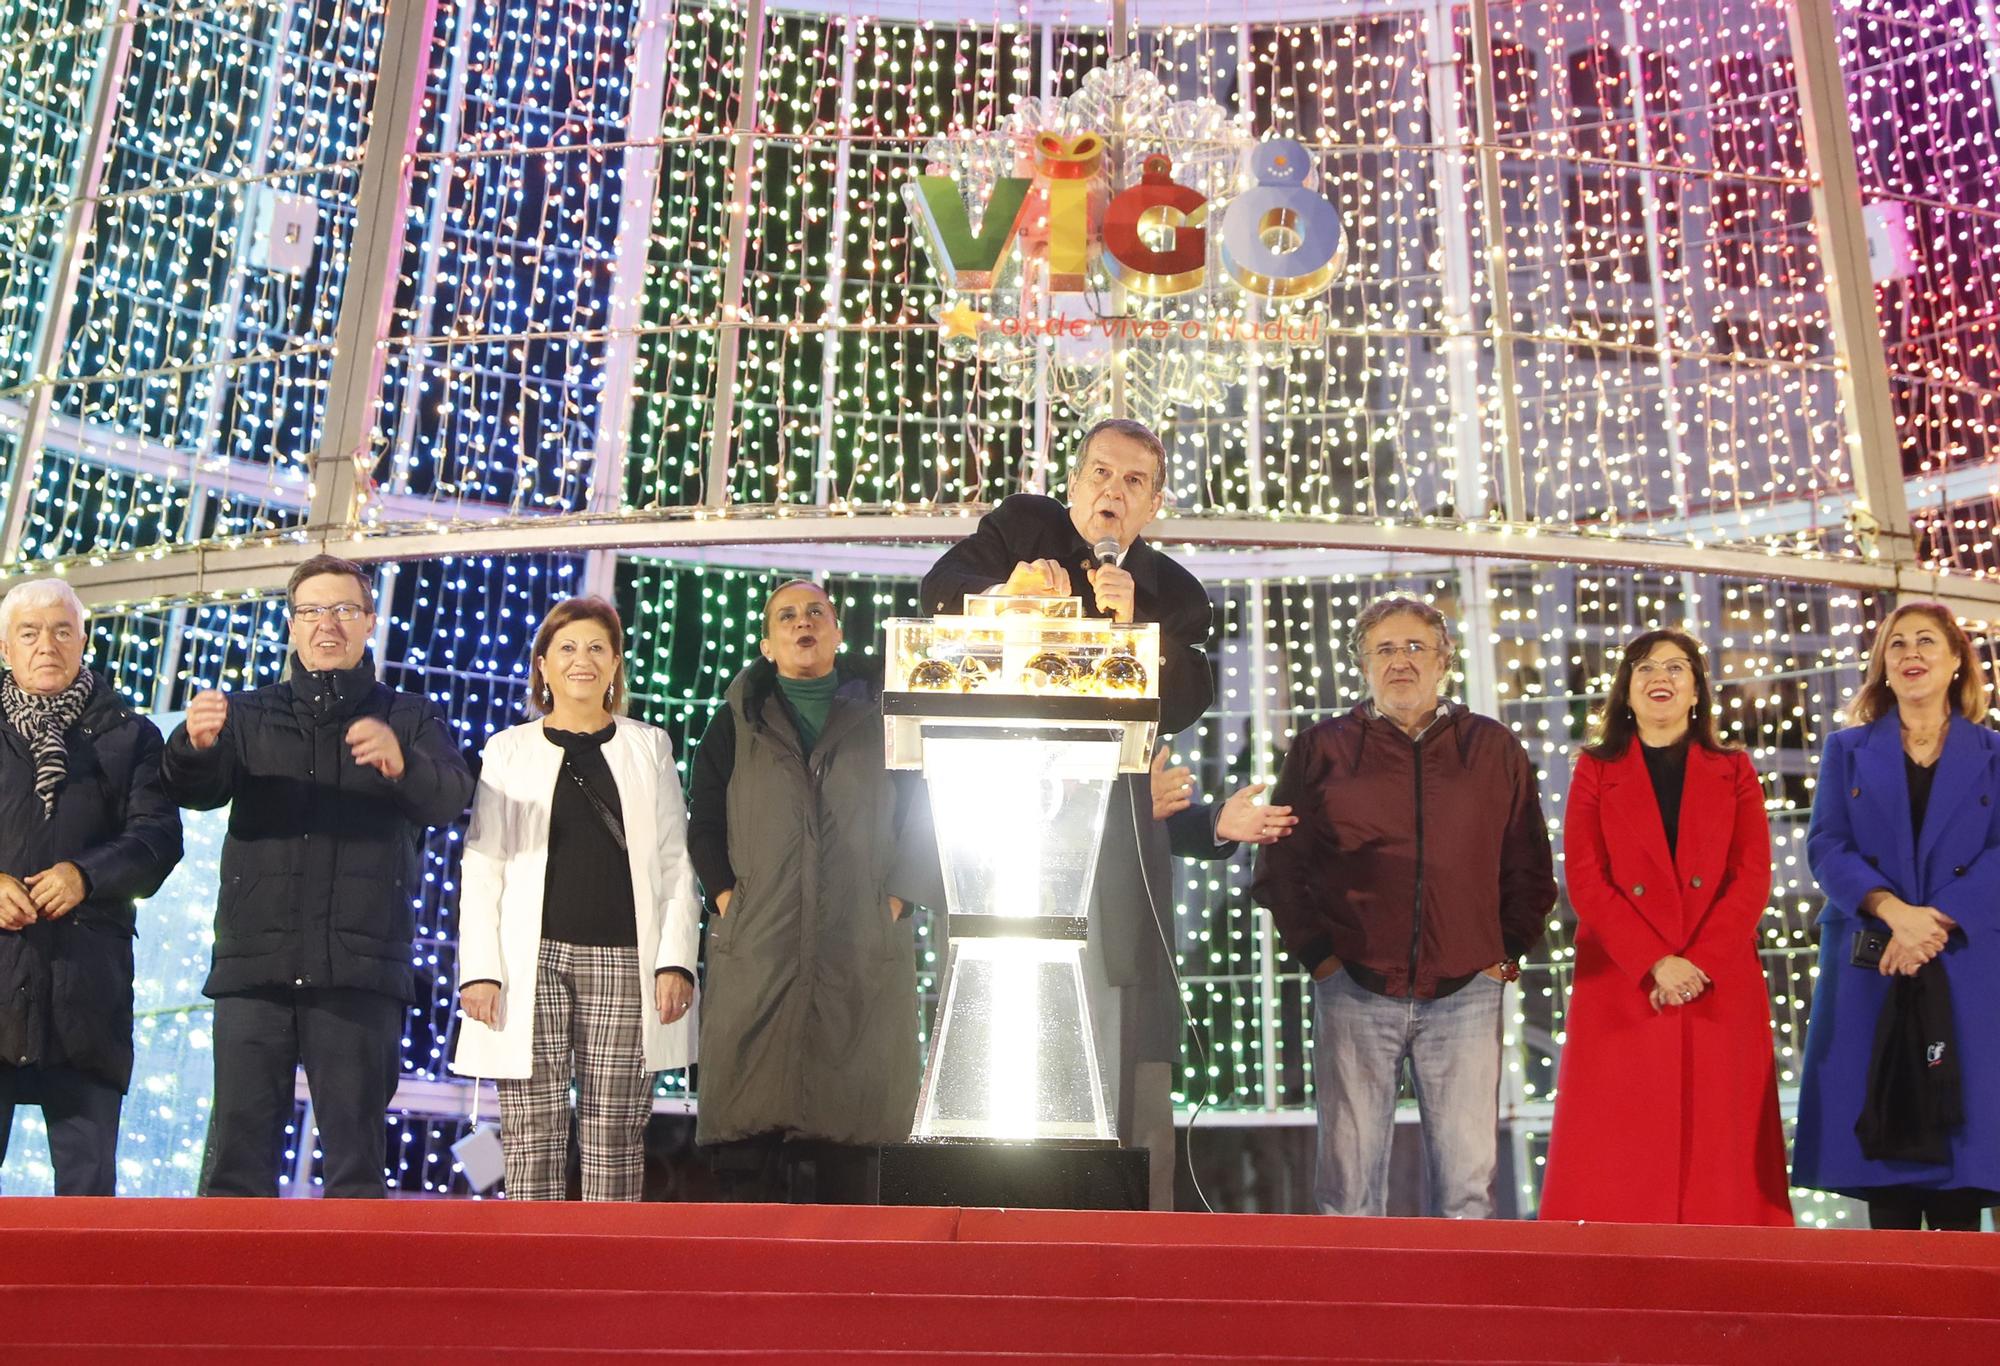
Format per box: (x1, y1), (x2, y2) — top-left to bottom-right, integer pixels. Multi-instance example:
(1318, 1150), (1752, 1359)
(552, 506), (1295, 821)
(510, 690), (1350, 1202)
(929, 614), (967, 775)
(1796, 601), (2000, 1229)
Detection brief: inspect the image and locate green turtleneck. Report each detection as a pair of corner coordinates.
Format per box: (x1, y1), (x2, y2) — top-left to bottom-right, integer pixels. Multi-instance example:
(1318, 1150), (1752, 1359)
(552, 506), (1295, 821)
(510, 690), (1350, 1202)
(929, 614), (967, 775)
(776, 669), (839, 751)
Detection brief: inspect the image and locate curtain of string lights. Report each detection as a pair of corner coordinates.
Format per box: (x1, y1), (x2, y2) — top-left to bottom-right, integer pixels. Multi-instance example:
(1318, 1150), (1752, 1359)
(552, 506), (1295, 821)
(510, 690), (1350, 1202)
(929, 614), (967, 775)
(3, 0), (2000, 1217)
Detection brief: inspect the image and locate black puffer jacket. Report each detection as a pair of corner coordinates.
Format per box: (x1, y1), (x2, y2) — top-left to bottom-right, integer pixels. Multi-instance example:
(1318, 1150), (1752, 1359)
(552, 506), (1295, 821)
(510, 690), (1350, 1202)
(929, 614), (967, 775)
(0, 674), (184, 1090)
(161, 656), (474, 1003)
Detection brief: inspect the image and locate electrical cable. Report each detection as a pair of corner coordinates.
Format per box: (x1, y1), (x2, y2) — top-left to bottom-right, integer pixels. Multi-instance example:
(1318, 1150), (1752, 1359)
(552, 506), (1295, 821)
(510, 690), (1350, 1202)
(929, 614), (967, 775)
(1129, 776), (1218, 1215)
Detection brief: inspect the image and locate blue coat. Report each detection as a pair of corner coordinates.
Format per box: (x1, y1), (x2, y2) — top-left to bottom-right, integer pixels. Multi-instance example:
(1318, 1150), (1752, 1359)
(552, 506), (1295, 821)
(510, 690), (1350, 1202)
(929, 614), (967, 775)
(1794, 712), (2000, 1195)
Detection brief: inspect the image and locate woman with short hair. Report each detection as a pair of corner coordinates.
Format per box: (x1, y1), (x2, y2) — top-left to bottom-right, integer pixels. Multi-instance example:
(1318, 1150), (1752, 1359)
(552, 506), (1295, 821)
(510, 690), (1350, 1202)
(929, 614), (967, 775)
(1794, 601), (2000, 1230)
(451, 596), (700, 1200)
(0, 578), (183, 1194)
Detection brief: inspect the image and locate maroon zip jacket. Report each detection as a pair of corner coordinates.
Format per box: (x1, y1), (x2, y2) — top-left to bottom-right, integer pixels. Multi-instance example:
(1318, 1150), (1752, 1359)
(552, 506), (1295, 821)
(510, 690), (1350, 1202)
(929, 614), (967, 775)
(1252, 702), (1555, 998)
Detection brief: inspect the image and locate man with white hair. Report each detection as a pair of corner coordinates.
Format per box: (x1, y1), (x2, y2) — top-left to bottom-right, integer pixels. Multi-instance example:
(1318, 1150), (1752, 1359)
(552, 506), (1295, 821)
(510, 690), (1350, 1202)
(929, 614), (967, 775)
(0, 578), (183, 1194)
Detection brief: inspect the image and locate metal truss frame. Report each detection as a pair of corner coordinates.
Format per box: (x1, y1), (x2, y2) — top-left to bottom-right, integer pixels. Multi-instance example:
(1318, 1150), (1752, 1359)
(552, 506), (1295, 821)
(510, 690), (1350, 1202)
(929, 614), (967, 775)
(25, 468), (2000, 618)
(4, 0), (1984, 619)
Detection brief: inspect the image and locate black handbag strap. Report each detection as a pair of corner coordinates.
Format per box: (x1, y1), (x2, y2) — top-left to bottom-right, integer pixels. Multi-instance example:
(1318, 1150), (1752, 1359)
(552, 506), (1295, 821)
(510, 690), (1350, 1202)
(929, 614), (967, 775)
(563, 757), (627, 853)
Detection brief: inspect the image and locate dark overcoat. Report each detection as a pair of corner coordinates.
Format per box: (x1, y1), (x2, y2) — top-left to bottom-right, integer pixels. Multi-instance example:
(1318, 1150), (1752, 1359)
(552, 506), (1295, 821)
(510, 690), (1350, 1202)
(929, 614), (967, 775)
(0, 675), (183, 1090)
(687, 658), (935, 1146)
(160, 656), (474, 1004)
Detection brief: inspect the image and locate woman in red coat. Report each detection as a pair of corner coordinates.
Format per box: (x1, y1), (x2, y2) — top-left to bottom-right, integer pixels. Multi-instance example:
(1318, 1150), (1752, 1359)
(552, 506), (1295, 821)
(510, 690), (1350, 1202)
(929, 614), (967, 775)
(1540, 629), (1794, 1225)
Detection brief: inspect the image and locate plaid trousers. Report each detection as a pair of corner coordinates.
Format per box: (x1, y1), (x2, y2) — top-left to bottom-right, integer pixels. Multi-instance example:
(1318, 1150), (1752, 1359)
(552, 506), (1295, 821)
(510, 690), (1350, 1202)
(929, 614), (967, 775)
(495, 939), (653, 1201)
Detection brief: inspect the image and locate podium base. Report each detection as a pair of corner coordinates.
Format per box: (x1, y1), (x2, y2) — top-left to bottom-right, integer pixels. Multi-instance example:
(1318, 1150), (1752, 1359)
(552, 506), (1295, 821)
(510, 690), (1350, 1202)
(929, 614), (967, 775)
(877, 1139), (1149, 1211)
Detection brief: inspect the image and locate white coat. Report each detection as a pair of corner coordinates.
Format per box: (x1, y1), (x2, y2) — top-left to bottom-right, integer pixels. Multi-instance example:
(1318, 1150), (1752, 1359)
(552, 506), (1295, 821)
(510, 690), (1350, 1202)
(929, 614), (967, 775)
(449, 716), (701, 1079)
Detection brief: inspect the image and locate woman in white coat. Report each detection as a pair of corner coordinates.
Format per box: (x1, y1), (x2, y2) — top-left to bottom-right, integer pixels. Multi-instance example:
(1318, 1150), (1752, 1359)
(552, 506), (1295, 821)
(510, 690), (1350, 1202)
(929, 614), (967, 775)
(451, 596), (700, 1200)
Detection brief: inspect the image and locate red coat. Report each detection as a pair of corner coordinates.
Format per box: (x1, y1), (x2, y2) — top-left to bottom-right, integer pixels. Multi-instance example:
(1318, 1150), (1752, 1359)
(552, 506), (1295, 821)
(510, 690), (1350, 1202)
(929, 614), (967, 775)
(1539, 743), (1793, 1225)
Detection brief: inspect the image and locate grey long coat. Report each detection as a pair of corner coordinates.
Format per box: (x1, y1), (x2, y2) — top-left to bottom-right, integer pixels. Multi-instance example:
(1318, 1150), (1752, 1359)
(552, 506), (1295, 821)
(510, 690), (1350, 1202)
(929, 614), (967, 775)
(686, 659), (933, 1146)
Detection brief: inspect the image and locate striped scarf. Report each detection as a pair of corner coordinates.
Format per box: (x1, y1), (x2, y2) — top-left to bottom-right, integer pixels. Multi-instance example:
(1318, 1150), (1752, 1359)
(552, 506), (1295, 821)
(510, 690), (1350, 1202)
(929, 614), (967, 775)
(2, 668), (93, 816)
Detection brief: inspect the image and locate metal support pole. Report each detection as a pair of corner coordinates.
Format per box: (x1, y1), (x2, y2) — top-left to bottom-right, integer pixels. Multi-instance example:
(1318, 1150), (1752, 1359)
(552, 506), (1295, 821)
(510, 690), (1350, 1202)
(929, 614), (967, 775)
(1243, 582), (1283, 1113)
(1977, 0), (2000, 138)
(381, 0), (479, 509)
(703, 0), (769, 510)
(1235, 20), (1256, 125)
(1107, 0), (1130, 422)
(304, 0), (444, 532)
(1237, 22), (1266, 519)
(583, 0), (678, 600)
(1428, 1), (1504, 714)
(1238, 325), (1281, 1111)
(1786, 0), (1914, 561)
(1619, 0), (1694, 524)
(1, 0), (141, 565)
(1466, 0), (1528, 523)
(1027, 20), (1056, 495)
(369, 562), (399, 665)
(810, 21), (862, 511)
(1426, 0), (1486, 524)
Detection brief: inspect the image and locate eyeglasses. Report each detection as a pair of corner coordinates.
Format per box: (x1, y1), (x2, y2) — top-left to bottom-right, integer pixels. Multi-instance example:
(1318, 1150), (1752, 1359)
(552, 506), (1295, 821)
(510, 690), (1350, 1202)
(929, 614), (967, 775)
(292, 603), (370, 624)
(1633, 661), (1691, 680)
(1368, 641), (1436, 661)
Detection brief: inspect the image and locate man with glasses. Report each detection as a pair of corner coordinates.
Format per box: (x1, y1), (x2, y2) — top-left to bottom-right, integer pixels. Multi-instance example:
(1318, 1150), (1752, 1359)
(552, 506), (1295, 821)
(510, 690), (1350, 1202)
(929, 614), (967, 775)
(163, 554), (473, 1197)
(1253, 594), (1554, 1218)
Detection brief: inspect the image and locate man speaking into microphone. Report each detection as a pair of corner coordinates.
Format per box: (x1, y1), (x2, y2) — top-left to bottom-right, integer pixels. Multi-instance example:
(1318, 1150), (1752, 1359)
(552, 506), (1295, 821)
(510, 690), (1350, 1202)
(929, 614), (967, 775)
(922, 418), (1215, 1207)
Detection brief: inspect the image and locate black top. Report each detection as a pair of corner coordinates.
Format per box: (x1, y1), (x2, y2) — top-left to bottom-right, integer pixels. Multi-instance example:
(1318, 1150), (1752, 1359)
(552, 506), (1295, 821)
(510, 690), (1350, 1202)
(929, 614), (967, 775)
(541, 723), (637, 947)
(1641, 739), (1689, 857)
(1907, 751), (1939, 846)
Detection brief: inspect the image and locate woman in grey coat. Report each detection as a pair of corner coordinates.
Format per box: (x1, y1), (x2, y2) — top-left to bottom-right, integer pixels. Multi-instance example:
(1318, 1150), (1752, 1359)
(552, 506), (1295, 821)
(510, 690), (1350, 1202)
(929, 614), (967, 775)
(686, 579), (935, 1202)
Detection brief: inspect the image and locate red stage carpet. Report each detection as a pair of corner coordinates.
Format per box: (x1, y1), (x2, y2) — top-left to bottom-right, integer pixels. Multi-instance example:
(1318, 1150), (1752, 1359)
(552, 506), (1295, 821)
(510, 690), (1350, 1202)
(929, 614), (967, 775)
(3, 1198), (1997, 1361)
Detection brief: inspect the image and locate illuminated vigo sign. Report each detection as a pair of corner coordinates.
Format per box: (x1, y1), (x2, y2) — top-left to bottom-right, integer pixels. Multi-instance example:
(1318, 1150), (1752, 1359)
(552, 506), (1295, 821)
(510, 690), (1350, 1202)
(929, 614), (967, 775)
(912, 138), (1346, 302)
(902, 60), (1348, 417)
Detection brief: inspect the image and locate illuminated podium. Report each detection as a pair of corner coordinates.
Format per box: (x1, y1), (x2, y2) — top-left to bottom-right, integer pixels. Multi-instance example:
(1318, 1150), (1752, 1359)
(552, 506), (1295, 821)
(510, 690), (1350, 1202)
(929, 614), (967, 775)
(883, 593), (1158, 1146)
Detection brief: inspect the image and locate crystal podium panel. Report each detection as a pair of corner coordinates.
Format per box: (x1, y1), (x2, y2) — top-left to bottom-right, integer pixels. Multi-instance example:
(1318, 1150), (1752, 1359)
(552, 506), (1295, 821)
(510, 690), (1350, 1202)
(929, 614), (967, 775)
(916, 937), (1104, 1140)
(922, 733), (1119, 921)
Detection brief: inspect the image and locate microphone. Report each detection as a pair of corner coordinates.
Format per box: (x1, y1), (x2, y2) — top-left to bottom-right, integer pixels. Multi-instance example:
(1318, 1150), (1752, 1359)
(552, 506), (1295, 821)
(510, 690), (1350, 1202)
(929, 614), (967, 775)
(1092, 536), (1121, 568)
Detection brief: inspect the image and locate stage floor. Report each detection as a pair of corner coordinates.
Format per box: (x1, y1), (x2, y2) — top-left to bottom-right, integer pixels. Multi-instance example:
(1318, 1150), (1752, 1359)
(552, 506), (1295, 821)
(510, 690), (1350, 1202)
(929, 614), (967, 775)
(3, 1198), (1997, 1361)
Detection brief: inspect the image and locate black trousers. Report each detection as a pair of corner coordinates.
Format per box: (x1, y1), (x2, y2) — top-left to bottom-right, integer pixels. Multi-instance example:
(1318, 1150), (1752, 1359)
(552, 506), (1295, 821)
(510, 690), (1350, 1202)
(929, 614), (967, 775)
(0, 1063), (123, 1196)
(708, 1134), (879, 1204)
(1866, 1187), (1992, 1231)
(200, 986), (403, 1199)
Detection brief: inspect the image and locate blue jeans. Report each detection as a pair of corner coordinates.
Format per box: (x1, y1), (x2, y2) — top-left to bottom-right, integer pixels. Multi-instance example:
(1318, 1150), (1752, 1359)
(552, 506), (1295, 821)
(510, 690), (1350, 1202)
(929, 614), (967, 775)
(1311, 967), (1504, 1218)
